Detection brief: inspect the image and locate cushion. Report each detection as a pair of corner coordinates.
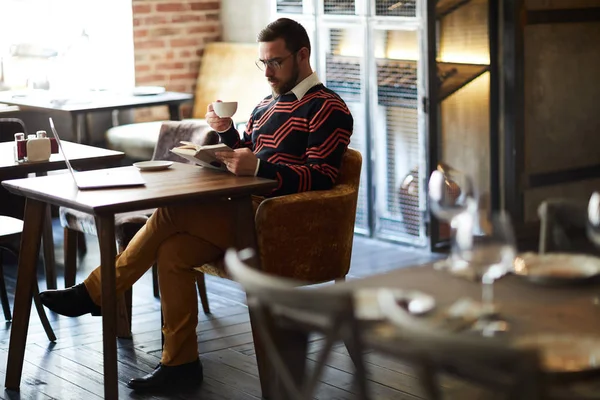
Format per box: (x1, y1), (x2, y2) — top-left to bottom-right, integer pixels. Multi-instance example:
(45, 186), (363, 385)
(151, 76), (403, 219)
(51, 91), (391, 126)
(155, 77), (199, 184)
(59, 207), (156, 245)
(105, 121), (163, 161)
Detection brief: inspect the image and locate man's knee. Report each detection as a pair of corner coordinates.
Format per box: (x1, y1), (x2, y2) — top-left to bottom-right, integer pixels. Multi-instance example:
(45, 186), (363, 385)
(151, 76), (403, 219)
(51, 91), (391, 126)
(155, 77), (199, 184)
(156, 234), (222, 272)
(156, 234), (189, 270)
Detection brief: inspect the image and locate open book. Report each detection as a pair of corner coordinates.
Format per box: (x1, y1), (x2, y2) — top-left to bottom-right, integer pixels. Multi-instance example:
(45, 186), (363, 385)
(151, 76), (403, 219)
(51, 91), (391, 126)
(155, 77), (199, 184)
(170, 142), (233, 171)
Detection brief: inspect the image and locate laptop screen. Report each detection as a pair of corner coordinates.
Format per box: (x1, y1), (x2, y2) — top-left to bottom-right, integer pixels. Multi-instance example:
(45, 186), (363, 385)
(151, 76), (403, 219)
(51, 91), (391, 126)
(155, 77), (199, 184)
(48, 117), (81, 186)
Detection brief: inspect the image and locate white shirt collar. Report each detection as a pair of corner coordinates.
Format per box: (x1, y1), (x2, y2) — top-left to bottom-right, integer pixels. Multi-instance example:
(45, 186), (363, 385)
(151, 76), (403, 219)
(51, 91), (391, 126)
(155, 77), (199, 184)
(273, 72), (321, 101)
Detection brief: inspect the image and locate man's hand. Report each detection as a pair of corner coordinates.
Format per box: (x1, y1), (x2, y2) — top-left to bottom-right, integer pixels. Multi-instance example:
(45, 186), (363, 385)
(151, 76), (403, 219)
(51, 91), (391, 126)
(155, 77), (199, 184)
(215, 148), (258, 176)
(205, 101), (233, 132)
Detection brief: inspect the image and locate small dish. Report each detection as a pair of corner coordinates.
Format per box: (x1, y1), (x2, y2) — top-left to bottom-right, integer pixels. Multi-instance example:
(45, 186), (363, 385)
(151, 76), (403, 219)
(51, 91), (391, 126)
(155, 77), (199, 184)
(514, 334), (600, 380)
(132, 86), (166, 96)
(133, 161), (173, 171)
(513, 252), (600, 286)
(354, 288), (435, 321)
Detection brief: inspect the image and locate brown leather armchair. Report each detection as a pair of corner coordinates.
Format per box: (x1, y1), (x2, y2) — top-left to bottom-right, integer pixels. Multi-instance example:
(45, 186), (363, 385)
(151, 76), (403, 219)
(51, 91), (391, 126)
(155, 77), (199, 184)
(194, 147), (363, 312)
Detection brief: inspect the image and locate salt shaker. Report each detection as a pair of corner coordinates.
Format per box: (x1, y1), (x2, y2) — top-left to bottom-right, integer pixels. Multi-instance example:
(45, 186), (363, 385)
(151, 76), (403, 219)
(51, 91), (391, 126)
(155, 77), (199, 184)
(14, 132), (25, 162)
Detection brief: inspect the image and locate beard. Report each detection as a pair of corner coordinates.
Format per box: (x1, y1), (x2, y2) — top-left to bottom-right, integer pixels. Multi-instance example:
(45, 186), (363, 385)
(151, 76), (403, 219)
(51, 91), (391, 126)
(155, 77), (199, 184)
(270, 61), (300, 96)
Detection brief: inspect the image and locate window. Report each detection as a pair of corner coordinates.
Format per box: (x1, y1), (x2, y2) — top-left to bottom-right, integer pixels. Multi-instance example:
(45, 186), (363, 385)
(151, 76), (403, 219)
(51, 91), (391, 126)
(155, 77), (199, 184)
(0, 0), (134, 92)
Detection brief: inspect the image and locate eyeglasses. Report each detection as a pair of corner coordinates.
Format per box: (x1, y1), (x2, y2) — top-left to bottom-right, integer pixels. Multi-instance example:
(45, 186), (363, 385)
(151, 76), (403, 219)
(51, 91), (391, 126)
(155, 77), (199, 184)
(255, 52), (296, 71)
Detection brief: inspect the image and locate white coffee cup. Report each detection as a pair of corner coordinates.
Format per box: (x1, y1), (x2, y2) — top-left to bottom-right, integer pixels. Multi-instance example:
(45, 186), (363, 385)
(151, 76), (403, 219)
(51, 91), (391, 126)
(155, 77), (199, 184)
(212, 101), (238, 118)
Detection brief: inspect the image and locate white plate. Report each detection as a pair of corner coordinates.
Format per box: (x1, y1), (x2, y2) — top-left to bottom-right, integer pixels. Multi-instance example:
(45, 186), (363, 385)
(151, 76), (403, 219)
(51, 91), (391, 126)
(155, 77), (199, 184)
(132, 86), (166, 96)
(133, 161), (173, 171)
(514, 334), (600, 378)
(354, 288), (435, 320)
(513, 252), (600, 285)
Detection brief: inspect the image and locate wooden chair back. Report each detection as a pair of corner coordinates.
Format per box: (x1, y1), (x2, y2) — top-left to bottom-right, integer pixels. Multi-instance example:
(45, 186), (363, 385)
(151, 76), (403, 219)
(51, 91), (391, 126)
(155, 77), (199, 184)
(224, 248), (369, 400)
(0, 118), (26, 142)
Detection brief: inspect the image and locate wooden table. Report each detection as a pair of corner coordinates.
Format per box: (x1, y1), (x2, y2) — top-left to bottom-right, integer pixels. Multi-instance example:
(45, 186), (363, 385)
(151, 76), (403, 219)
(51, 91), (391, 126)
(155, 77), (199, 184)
(0, 141), (124, 289)
(323, 263), (600, 397)
(331, 263), (600, 338)
(1, 162), (277, 399)
(0, 90), (193, 144)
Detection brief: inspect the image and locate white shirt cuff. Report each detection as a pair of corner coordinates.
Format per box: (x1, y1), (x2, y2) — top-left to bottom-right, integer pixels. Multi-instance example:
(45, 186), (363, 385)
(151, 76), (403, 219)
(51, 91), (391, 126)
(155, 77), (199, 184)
(254, 159), (261, 177)
(216, 120), (233, 134)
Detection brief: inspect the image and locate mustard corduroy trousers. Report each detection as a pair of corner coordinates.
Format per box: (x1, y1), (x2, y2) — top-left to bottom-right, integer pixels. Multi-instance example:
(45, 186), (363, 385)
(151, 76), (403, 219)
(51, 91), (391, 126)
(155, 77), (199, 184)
(83, 198), (257, 365)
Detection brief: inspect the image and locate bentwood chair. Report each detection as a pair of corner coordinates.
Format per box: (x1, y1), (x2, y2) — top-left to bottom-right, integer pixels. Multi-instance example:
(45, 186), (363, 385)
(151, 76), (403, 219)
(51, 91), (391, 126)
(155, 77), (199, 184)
(537, 198), (598, 255)
(0, 215), (55, 341)
(224, 248), (369, 400)
(0, 118), (27, 220)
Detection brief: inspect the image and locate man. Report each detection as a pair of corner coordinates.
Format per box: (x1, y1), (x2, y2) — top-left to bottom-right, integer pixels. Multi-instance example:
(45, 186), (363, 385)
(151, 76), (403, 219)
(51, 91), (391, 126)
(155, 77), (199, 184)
(40, 17), (353, 391)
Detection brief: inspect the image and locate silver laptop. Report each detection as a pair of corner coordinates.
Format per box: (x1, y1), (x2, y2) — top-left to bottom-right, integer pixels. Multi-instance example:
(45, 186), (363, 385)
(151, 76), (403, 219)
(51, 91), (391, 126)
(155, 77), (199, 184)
(49, 117), (145, 190)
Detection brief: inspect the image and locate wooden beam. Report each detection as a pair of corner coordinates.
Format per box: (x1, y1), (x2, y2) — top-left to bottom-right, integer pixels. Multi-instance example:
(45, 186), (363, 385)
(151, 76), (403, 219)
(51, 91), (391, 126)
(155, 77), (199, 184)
(489, 0), (500, 212)
(527, 8), (600, 25)
(527, 164), (600, 189)
(502, 0), (526, 222)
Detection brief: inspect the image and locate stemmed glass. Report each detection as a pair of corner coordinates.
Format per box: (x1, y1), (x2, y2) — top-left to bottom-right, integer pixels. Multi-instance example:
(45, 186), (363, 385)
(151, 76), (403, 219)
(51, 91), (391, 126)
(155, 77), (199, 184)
(586, 192), (600, 305)
(452, 211), (517, 335)
(428, 164), (477, 271)
(587, 192), (600, 247)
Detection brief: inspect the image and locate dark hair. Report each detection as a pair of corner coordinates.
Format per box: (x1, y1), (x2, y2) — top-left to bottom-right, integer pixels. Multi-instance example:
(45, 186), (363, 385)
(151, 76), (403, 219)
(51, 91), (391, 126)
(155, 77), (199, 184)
(257, 18), (311, 56)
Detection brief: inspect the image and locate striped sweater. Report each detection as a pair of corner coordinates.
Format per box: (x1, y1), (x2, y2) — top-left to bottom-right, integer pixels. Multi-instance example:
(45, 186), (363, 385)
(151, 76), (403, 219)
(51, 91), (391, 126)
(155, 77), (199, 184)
(218, 84), (354, 197)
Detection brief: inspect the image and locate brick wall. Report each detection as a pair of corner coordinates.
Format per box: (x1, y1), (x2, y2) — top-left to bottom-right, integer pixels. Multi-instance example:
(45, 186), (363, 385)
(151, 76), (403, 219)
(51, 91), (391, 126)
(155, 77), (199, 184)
(132, 0), (221, 121)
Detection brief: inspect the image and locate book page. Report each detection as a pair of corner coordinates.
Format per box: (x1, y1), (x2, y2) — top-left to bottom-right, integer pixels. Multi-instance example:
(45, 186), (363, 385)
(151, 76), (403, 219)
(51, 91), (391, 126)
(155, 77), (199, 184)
(171, 143), (233, 172)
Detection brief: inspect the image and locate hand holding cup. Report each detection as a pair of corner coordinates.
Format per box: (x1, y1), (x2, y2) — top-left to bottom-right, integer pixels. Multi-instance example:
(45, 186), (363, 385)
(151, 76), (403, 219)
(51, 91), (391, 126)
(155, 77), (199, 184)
(206, 100), (238, 132)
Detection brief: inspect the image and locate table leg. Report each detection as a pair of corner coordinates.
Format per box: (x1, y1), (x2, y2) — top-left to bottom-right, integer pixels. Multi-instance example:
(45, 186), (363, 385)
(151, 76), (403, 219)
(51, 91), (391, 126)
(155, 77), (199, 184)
(71, 113), (83, 144)
(231, 195), (274, 398)
(42, 204), (57, 289)
(34, 171), (56, 290)
(95, 214), (119, 400)
(5, 199), (46, 390)
(84, 113), (92, 145)
(168, 104), (182, 121)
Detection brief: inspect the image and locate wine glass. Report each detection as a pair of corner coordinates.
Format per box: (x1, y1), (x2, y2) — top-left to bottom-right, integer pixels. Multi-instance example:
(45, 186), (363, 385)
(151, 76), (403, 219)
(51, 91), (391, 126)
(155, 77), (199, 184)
(428, 163), (477, 270)
(453, 211), (516, 336)
(586, 192), (600, 305)
(587, 192), (600, 247)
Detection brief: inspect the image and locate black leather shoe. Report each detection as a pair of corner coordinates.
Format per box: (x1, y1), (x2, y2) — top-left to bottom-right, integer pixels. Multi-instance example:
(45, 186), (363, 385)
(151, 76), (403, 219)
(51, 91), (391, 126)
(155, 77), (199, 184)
(127, 359), (203, 391)
(39, 283), (101, 317)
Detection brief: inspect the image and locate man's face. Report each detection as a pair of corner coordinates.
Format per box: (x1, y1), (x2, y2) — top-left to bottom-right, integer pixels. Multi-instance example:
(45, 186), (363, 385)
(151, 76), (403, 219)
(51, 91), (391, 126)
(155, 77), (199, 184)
(258, 38), (300, 95)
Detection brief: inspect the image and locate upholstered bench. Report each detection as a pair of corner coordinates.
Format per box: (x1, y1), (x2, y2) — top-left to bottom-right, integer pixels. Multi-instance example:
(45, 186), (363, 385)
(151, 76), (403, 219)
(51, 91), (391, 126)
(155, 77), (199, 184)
(105, 121), (164, 161)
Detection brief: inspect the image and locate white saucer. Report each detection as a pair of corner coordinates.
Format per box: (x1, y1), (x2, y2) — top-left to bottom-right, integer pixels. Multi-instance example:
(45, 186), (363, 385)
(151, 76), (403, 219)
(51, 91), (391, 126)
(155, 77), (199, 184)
(133, 161), (173, 171)
(513, 252), (600, 285)
(132, 86), (166, 96)
(514, 334), (600, 378)
(354, 288), (435, 321)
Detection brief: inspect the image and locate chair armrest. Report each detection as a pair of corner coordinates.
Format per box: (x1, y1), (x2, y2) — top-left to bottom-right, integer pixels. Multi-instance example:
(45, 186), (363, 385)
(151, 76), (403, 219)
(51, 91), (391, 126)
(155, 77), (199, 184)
(255, 184), (358, 282)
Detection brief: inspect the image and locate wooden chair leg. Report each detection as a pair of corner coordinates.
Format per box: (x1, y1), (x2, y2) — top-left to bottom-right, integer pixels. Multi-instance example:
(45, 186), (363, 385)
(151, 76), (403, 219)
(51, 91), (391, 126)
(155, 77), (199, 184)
(116, 290), (133, 339)
(32, 282), (56, 342)
(0, 250), (12, 321)
(63, 228), (77, 288)
(196, 273), (210, 314)
(152, 263), (159, 298)
(76, 231), (87, 257)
